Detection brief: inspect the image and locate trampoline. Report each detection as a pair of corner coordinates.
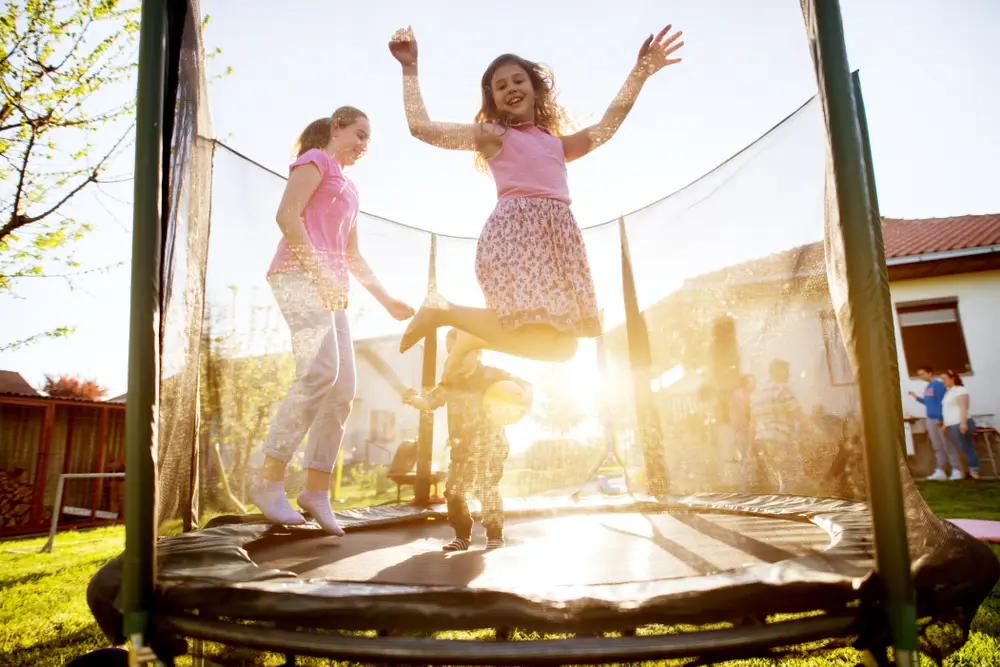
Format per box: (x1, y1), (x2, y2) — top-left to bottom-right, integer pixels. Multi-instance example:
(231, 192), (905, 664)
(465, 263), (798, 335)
(85, 0), (999, 664)
(89, 490), (998, 663)
(114, 494), (876, 631)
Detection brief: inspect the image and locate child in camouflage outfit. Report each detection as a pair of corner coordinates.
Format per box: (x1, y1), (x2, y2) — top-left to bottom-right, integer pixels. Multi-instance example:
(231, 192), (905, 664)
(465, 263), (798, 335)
(403, 329), (532, 551)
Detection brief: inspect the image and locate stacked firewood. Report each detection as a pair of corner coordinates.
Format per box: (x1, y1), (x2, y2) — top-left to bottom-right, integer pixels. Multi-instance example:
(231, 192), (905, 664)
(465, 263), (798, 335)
(0, 469), (34, 528)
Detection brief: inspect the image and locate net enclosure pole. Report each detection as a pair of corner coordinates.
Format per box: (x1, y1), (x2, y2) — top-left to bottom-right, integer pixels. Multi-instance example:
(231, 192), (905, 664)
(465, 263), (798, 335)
(618, 217), (668, 498)
(852, 73), (882, 227)
(800, 1), (918, 662)
(415, 234), (438, 505)
(123, 0), (168, 661)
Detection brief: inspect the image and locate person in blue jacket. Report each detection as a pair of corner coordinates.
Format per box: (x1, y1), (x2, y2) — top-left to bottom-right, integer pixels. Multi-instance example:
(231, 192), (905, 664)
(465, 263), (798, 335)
(908, 365), (963, 480)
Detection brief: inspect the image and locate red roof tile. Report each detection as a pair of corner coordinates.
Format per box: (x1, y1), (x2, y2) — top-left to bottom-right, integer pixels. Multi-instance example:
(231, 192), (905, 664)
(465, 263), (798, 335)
(681, 213), (1000, 289)
(684, 243), (825, 288)
(882, 214), (1000, 259)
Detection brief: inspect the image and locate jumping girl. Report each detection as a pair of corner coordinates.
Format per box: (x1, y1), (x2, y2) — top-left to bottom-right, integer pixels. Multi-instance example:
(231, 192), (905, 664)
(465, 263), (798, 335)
(388, 24), (683, 379)
(251, 106), (414, 534)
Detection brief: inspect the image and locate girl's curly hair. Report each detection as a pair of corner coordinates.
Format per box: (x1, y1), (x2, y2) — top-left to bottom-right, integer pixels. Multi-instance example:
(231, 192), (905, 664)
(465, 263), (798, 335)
(474, 54), (575, 173)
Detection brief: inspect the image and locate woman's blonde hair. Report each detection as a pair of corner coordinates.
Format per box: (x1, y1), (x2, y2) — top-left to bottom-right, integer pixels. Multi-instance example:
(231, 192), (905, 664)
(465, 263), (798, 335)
(293, 106), (368, 158)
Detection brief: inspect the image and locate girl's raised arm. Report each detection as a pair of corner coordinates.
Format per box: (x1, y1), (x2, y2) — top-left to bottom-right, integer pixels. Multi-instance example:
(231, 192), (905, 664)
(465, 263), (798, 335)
(562, 24), (684, 163)
(390, 27), (501, 153)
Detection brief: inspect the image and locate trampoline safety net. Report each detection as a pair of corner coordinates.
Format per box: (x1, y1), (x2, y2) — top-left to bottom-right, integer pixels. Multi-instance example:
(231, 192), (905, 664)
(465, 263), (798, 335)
(86, 0), (999, 664)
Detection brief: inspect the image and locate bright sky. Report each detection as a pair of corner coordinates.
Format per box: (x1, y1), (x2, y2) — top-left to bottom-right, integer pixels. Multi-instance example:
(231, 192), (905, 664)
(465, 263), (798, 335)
(1, 0), (998, 403)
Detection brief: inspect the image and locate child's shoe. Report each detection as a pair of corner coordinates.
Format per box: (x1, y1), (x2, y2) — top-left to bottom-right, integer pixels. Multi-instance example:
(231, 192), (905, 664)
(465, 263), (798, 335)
(443, 537), (470, 552)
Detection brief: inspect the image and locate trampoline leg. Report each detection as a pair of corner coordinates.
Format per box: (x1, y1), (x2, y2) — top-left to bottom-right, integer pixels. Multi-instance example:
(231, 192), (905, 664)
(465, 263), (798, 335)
(281, 654), (296, 666)
(861, 643), (919, 665)
(571, 451), (611, 499)
(495, 627), (514, 642)
(570, 449), (632, 500)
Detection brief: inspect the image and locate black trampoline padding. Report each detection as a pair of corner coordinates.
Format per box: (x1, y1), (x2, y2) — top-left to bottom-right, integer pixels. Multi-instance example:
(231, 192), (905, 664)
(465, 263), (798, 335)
(87, 493), (1000, 640)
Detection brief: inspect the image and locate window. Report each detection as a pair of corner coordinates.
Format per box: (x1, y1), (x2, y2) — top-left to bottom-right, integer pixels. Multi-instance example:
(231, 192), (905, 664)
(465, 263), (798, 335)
(820, 311), (855, 386)
(896, 298), (971, 377)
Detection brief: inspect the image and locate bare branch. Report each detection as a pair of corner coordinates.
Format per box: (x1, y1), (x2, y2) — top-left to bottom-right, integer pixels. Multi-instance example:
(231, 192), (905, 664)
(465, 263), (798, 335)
(1, 122), (133, 242)
(4, 127), (37, 240)
(50, 15), (95, 73)
(0, 33), (28, 70)
(0, 102), (129, 134)
(16, 169), (97, 225)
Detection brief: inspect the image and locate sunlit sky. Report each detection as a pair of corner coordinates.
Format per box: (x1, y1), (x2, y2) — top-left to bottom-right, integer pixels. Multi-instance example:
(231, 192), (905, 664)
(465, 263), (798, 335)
(2, 0), (998, 400)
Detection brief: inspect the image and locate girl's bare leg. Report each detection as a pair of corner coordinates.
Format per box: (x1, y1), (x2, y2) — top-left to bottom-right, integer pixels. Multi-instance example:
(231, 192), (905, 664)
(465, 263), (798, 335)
(261, 455), (288, 482)
(305, 469), (331, 492)
(400, 295), (578, 363)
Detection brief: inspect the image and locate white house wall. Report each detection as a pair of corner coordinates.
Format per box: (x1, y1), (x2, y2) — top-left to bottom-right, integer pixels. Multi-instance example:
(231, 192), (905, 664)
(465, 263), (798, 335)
(892, 269), (1000, 429)
(344, 335), (450, 468)
(731, 299), (860, 418)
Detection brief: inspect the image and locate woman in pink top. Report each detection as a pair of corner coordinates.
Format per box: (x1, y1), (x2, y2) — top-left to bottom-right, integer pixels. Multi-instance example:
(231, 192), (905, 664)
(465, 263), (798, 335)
(251, 106), (414, 534)
(388, 25), (684, 380)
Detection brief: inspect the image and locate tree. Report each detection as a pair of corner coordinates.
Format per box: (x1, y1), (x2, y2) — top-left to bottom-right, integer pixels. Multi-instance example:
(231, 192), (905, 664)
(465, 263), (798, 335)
(198, 290), (296, 513)
(1, 0), (139, 352)
(42, 373), (107, 400)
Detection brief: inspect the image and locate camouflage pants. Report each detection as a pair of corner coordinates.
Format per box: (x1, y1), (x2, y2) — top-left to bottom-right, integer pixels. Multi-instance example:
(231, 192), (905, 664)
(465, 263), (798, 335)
(445, 434), (510, 540)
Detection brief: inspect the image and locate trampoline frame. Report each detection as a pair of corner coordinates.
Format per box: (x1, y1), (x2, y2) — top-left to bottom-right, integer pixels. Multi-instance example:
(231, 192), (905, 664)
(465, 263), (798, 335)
(163, 613), (861, 666)
(120, 0), (921, 664)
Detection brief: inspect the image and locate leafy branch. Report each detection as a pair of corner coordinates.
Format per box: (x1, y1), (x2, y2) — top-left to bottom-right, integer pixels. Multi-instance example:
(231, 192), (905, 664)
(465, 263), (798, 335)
(0, 326), (75, 353)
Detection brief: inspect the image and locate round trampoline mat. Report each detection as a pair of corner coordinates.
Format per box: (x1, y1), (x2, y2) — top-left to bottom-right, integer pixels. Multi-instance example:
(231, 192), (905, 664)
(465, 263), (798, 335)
(247, 510), (831, 590)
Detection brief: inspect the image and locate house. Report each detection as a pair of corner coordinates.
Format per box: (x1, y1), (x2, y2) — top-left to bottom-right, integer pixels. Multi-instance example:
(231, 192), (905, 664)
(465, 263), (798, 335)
(0, 387), (127, 537)
(602, 213), (1000, 488)
(884, 215), (1000, 428)
(0, 371), (39, 396)
(346, 334), (449, 468)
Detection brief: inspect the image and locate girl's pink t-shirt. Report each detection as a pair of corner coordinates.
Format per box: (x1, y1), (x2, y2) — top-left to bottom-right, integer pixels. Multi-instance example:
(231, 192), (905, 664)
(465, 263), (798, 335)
(486, 123), (571, 205)
(268, 148), (358, 289)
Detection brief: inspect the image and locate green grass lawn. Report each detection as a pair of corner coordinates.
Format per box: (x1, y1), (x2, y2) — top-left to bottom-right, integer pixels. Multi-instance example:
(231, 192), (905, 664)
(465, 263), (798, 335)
(2, 482), (999, 667)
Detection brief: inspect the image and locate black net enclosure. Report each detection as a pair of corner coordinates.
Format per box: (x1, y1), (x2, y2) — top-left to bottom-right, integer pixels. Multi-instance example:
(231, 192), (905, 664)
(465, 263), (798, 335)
(84, 0), (999, 665)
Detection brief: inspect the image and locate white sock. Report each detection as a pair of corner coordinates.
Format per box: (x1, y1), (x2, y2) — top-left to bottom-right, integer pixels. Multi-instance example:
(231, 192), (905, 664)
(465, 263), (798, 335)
(297, 490), (344, 536)
(250, 480), (305, 525)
